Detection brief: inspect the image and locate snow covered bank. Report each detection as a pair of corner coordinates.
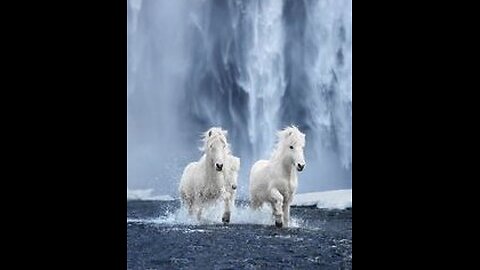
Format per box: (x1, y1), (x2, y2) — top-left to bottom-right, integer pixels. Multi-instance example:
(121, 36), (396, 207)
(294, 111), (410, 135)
(292, 189), (352, 209)
(127, 188), (174, 201)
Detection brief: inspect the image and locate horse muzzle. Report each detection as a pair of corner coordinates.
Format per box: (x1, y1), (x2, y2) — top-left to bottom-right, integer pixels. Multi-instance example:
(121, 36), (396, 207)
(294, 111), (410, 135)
(296, 163), (305, 172)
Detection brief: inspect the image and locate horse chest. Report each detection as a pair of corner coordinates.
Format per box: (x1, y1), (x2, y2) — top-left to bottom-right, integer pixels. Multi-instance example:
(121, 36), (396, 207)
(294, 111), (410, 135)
(283, 175), (297, 202)
(278, 172), (297, 193)
(289, 178), (298, 192)
(200, 186), (221, 200)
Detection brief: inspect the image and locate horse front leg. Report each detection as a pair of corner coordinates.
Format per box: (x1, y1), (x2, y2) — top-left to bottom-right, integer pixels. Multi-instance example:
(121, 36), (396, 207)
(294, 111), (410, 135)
(270, 188), (284, 228)
(187, 203), (194, 216)
(196, 205), (203, 222)
(282, 202), (290, 227)
(222, 192), (232, 224)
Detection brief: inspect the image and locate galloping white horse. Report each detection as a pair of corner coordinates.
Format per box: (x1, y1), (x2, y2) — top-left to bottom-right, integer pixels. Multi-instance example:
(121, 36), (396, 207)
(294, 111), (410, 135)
(179, 127), (239, 223)
(249, 126), (306, 227)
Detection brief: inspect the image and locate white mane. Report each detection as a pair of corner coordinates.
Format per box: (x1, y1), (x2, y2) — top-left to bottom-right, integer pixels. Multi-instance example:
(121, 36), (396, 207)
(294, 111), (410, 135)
(199, 127), (230, 153)
(270, 125), (306, 161)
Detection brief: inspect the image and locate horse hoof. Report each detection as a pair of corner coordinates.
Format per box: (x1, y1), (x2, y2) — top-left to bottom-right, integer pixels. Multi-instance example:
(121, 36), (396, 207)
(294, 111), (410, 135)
(222, 217), (230, 224)
(275, 221), (283, 228)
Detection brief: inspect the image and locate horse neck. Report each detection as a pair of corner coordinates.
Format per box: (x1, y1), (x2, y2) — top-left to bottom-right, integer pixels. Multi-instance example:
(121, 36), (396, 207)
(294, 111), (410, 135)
(272, 154), (297, 181)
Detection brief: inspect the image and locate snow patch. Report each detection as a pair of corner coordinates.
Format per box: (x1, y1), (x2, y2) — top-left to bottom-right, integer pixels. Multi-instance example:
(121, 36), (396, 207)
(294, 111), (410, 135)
(127, 188), (174, 201)
(292, 189), (352, 209)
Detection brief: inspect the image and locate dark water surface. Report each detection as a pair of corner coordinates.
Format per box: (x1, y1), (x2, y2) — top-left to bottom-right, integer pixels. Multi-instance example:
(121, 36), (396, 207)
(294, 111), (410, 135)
(127, 200), (352, 269)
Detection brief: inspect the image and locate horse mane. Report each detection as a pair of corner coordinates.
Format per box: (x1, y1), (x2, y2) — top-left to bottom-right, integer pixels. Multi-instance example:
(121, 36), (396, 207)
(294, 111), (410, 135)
(270, 125), (306, 161)
(199, 127), (231, 153)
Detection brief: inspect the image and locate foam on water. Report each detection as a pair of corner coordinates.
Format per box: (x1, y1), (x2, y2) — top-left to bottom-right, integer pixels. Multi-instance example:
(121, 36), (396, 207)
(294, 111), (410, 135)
(127, 201), (303, 228)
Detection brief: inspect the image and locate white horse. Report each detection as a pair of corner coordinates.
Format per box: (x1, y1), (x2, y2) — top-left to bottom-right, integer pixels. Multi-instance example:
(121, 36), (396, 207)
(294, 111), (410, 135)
(249, 126), (306, 227)
(179, 127), (238, 223)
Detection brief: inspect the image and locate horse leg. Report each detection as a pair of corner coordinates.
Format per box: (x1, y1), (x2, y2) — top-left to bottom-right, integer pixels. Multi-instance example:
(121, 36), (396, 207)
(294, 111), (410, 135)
(222, 192), (232, 224)
(196, 205), (203, 222)
(187, 200), (194, 216)
(282, 202), (290, 227)
(250, 194), (263, 210)
(270, 188), (284, 228)
(181, 192), (194, 216)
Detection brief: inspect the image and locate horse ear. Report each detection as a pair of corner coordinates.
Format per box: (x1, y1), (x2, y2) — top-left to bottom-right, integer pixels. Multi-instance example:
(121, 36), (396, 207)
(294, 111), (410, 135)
(208, 130), (212, 137)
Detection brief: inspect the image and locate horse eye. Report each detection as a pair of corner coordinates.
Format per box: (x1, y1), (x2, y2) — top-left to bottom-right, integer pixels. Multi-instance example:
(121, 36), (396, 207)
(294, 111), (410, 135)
(289, 146), (294, 149)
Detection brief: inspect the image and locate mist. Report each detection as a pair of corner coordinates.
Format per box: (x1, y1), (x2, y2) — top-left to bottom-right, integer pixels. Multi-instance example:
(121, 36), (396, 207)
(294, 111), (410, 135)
(127, 0), (352, 198)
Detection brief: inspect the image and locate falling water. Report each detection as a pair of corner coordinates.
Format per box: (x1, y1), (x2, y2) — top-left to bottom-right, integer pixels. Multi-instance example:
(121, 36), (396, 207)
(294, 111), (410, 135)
(127, 0), (352, 197)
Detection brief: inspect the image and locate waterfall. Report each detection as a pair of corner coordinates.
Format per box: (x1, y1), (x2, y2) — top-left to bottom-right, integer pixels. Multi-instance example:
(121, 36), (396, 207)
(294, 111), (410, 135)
(240, 0), (286, 161)
(127, 0), (352, 197)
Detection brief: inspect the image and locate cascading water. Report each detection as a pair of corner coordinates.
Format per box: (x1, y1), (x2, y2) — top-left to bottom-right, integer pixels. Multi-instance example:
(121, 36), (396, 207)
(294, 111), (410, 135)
(304, 0), (352, 171)
(127, 0), (352, 197)
(240, 0), (286, 161)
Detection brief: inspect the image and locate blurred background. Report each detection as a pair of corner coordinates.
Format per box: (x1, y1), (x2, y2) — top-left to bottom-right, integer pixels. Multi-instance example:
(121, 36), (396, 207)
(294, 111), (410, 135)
(127, 0), (352, 198)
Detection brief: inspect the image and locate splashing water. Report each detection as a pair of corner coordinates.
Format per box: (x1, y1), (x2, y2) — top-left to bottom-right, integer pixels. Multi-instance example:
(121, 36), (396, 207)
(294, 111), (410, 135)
(127, 201), (303, 228)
